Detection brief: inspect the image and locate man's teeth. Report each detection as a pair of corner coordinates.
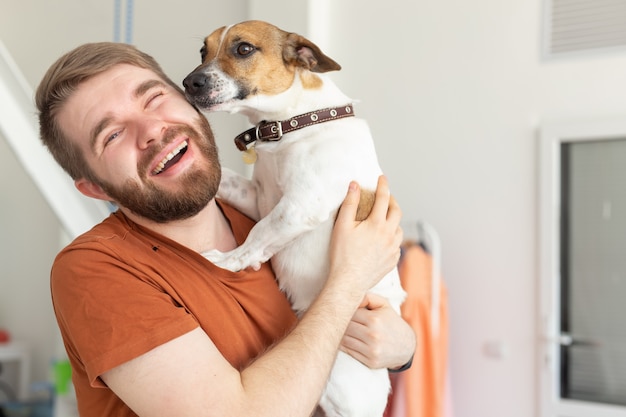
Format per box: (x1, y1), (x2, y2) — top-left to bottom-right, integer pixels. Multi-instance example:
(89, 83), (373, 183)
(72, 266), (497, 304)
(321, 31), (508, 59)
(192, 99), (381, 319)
(153, 141), (188, 175)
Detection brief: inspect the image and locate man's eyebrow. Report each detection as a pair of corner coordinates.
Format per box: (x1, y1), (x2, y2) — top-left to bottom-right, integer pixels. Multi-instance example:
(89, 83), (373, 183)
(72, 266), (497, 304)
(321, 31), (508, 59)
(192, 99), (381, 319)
(134, 79), (167, 98)
(89, 79), (168, 151)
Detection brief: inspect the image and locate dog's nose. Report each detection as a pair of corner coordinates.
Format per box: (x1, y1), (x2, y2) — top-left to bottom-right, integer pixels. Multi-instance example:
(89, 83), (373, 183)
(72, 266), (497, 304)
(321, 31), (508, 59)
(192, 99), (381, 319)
(182, 72), (208, 96)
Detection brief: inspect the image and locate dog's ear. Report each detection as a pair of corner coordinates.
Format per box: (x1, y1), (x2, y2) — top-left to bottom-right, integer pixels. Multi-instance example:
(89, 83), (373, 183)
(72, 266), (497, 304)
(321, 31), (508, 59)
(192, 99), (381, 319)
(284, 33), (341, 73)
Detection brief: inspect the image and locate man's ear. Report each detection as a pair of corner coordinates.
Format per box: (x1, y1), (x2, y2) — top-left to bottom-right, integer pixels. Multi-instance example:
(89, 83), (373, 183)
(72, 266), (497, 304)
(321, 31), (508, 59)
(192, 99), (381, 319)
(74, 178), (110, 201)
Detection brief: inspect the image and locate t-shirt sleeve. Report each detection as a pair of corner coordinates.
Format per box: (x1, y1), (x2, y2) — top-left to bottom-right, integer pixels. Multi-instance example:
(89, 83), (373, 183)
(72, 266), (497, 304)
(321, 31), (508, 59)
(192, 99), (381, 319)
(51, 242), (199, 388)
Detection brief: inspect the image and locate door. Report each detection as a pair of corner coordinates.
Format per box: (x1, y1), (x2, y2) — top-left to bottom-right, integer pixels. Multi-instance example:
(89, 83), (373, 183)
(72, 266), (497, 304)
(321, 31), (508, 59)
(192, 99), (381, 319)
(540, 121), (626, 417)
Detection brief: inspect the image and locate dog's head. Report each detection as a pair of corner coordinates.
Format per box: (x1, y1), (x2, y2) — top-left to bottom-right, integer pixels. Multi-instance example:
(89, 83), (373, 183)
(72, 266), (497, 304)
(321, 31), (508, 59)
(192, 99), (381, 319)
(183, 20), (341, 113)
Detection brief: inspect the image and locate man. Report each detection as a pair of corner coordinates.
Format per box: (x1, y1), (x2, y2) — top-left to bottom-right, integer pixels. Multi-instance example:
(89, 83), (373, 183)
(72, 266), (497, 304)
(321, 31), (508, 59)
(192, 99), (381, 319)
(36, 42), (414, 417)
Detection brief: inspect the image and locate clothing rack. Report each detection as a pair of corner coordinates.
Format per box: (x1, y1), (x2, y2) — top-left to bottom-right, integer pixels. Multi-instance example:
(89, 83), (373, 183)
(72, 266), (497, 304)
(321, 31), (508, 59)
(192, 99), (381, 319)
(387, 221), (450, 417)
(415, 221), (442, 336)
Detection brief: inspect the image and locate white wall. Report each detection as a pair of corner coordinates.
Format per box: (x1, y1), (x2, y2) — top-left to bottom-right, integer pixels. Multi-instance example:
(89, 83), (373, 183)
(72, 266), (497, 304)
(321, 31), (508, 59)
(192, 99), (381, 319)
(253, 1), (626, 417)
(4, 0), (626, 416)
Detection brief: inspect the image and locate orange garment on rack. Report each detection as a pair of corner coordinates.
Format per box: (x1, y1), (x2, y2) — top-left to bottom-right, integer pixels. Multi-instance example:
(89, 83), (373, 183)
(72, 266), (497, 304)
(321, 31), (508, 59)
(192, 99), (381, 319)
(384, 242), (451, 417)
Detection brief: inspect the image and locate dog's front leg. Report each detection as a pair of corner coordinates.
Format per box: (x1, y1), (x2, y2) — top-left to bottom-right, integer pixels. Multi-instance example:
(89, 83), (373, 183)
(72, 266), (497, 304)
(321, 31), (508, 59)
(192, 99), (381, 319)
(204, 194), (330, 272)
(217, 167), (260, 221)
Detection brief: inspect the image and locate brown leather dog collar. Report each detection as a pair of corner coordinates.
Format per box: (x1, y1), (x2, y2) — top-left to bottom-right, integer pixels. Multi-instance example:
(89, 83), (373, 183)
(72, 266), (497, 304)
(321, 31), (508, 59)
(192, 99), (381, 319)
(234, 104), (355, 151)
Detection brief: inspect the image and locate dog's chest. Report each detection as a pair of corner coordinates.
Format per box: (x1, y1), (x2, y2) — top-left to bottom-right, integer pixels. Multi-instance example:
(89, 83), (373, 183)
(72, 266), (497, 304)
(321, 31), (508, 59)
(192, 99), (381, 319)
(250, 132), (320, 214)
(250, 118), (380, 217)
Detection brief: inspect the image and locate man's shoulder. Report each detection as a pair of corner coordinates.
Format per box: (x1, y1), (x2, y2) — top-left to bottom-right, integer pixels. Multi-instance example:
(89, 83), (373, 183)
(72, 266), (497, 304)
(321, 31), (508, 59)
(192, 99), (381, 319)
(51, 211), (171, 283)
(53, 211), (146, 268)
(68, 211), (130, 247)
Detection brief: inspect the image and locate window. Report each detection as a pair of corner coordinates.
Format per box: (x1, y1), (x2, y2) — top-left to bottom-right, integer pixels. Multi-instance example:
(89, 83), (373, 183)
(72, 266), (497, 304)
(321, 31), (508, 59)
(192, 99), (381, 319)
(539, 119), (626, 417)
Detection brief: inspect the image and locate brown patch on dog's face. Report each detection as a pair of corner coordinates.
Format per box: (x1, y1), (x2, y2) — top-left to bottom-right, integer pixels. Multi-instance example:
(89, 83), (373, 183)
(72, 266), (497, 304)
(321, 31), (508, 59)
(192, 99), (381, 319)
(199, 26), (227, 62)
(200, 20), (341, 97)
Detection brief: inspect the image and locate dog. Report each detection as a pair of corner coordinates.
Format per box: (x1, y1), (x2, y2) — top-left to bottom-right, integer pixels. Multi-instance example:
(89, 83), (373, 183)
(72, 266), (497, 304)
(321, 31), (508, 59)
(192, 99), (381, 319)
(183, 20), (406, 417)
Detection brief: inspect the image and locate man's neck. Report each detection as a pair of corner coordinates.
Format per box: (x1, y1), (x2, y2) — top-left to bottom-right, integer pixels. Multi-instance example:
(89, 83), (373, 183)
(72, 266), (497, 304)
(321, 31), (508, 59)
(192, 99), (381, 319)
(120, 199), (237, 253)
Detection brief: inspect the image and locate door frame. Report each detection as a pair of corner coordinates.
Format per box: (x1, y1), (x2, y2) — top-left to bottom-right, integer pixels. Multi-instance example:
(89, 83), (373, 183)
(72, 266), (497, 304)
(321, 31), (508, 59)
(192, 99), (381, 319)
(538, 118), (626, 417)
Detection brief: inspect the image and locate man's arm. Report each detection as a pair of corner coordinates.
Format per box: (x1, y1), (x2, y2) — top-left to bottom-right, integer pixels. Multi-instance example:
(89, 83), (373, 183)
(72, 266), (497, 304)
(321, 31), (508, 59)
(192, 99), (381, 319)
(101, 176), (402, 417)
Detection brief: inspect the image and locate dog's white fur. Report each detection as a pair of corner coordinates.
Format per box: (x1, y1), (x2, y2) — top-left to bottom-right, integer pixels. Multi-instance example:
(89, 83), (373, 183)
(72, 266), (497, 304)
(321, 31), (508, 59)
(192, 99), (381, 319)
(184, 20), (406, 417)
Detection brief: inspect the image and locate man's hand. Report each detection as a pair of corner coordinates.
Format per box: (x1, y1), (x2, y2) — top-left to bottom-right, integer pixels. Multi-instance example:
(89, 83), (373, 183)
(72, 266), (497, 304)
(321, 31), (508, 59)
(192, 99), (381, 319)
(340, 293), (416, 370)
(329, 176), (403, 296)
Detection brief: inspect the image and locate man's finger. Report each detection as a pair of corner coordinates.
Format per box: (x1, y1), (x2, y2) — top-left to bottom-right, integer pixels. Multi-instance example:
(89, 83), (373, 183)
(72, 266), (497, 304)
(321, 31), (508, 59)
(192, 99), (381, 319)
(336, 181), (361, 223)
(368, 176), (392, 220)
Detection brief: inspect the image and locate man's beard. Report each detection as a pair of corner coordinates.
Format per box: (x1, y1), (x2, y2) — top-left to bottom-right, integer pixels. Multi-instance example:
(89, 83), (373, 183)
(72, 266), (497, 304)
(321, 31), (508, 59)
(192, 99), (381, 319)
(96, 115), (221, 223)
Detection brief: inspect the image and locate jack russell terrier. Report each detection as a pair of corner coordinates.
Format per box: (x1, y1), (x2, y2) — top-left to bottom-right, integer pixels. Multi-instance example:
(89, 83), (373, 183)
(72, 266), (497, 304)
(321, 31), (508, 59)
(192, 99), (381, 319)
(183, 20), (407, 417)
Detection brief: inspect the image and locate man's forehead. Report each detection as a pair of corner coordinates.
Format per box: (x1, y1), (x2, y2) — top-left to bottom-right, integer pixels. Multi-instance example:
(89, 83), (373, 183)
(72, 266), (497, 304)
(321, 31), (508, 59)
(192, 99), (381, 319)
(102, 64), (164, 89)
(59, 65), (163, 147)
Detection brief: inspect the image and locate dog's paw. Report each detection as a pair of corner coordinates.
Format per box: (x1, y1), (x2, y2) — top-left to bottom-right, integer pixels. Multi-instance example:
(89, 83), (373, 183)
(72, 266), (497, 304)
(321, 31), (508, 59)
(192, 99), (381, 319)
(202, 248), (264, 272)
(202, 249), (230, 268)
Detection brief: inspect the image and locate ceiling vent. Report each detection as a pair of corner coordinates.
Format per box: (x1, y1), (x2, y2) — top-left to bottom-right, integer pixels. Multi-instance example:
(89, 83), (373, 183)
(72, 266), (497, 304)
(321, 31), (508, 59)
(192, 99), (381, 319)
(544, 0), (626, 57)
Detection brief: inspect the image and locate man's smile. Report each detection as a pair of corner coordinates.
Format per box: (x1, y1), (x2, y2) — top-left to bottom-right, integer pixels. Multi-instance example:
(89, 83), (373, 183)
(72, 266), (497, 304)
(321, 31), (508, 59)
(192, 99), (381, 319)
(152, 140), (189, 175)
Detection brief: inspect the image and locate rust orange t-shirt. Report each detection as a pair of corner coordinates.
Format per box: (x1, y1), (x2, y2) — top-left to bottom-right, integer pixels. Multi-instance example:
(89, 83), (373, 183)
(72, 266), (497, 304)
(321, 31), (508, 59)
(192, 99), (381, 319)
(51, 201), (297, 417)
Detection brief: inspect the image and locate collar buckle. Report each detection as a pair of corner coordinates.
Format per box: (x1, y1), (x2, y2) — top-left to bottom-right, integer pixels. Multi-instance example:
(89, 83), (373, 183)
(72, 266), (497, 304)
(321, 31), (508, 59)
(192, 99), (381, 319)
(257, 120), (283, 141)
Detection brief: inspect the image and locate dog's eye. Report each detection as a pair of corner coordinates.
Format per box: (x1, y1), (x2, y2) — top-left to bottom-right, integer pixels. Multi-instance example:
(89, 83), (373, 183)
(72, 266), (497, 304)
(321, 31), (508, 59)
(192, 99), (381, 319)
(236, 42), (256, 57)
(200, 45), (207, 62)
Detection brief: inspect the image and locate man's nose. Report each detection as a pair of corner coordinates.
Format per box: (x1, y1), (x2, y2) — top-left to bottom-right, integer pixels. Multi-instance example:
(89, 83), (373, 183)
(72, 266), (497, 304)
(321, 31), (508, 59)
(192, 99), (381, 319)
(137, 117), (167, 149)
